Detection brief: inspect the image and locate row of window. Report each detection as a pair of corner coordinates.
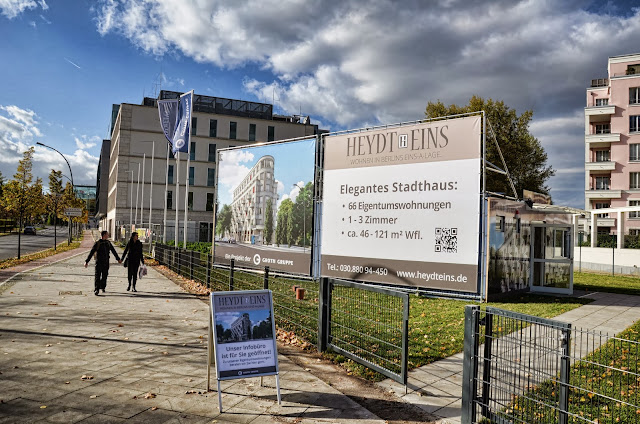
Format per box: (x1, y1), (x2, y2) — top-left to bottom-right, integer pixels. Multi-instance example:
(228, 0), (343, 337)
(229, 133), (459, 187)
(593, 173), (640, 190)
(594, 88), (640, 107)
(591, 144), (640, 161)
(591, 117), (640, 134)
(168, 165), (217, 186)
(593, 201), (640, 218)
(166, 191), (215, 212)
(192, 118), (275, 142)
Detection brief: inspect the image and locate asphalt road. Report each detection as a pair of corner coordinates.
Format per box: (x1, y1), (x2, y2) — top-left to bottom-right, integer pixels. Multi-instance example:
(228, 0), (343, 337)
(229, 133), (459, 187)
(0, 226), (71, 261)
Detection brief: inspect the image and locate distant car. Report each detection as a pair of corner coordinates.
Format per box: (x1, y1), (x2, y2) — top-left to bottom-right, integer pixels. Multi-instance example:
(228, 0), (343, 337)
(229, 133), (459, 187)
(24, 226), (36, 235)
(221, 237), (229, 243)
(229, 238), (236, 244)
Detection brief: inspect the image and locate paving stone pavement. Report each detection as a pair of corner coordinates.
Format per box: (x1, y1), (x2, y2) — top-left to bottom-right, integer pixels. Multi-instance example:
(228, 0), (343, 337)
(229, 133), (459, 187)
(377, 291), (640, 424)
(0, 232), (385, 424)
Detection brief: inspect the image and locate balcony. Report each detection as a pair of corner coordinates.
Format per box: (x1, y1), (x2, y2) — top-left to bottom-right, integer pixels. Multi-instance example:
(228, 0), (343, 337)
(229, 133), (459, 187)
(585, 132), (621, 146)
(585, 105), (616, 120)
(585, 189), (622, 199)
(585, 160), (616, 172)
(590, 78), (608, 87)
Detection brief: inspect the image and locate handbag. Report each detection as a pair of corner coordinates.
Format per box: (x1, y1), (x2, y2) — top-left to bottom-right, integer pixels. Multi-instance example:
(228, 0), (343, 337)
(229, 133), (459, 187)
(123, 257), (129, 268)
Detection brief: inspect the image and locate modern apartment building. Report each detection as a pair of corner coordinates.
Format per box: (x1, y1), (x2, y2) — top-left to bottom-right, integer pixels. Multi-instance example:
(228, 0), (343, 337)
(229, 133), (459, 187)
(230, 155), (277, 244)
(100, 90), (320, 242)
(585, 53), (640, 236)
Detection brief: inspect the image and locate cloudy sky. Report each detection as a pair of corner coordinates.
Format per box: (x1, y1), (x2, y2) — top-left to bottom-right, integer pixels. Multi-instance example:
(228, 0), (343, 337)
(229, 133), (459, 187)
(1, 0), (639, 207)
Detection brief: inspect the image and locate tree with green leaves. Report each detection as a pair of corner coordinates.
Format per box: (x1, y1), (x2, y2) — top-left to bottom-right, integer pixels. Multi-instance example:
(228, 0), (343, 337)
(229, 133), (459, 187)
(264, 198), (274, 245)
(292, 182), (313, 247)
(216, 204), (232, 237)
(46, 170), (64, 248)
(275, 198), (293, 246)
(3, 148), (38, 258)
(425, 95), (555, 197)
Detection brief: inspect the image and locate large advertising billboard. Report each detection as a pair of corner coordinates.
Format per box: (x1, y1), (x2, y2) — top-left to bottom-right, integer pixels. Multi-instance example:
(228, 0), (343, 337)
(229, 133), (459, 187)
(216, 138), (316, 274)
(320, 116), (482, 292)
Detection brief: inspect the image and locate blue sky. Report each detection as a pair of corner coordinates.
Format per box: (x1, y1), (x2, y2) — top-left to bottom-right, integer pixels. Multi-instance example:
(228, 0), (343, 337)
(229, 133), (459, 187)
(1, 1), (640, 209)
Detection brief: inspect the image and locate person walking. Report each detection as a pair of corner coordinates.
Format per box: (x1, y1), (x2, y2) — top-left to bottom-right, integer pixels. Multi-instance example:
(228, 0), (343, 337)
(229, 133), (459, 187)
(84, 231), (121, 296)
(121, 232), (144, 292)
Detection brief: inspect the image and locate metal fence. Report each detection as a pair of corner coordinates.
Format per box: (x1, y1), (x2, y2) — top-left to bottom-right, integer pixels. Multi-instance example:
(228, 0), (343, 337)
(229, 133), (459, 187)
(153, 243), (409, 384)
(320, 278), (409, 385)
(462, 306), (640, 424)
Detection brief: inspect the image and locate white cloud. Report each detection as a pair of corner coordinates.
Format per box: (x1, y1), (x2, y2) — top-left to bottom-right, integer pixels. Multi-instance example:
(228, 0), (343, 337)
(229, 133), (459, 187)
(74, 135), (100, 150)
(0, 0), (47, 19)
(92, 1), (640, 208)
(218, 149), (255, 205)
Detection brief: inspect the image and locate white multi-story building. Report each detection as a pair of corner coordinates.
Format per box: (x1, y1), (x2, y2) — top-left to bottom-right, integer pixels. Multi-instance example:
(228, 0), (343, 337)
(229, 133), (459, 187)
(99, 91), (320, 242)
(230, 155), (277, 244)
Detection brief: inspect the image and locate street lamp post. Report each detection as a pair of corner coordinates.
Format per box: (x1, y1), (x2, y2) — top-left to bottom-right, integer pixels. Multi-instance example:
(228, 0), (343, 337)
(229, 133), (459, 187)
(36, 142), (74, 245)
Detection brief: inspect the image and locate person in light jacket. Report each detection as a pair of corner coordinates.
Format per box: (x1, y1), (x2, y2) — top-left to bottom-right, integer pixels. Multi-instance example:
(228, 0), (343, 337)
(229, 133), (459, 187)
(122, 232), (145, 292)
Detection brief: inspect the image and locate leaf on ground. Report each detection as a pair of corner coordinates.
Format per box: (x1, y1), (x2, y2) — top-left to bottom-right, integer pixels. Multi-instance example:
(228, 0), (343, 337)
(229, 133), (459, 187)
(81, 375), (94, 380)
(40, 405), (46, 409)
(185, 390), (199, 394)
(65, 382), (70, 384)
(151, 406), (158, 411)
(89, 395), (97, 399)
(144, 392), (156, 399)
(47, 303), (58, 306)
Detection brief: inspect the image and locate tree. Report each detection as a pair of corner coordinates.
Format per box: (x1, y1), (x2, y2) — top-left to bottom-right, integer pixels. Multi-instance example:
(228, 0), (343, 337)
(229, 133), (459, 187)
(425, 95), (555, 197)
(275, 198), (293, 246)
(216, 204), (232, 237)
(264, 198), (274, 245)
(3, 148), (38, 258)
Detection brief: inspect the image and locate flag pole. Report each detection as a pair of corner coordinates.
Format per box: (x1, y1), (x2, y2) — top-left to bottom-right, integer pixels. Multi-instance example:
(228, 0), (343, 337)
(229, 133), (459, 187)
(149, 142), (155, 252)
(174, 152), (180, 247)
(163, 143), (169, 243)
(135, 162), (141, 228)
(141, 153), (146, 227)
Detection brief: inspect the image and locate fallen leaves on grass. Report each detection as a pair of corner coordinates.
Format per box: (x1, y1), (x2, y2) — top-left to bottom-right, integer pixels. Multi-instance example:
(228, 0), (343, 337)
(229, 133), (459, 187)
(277, 329), (311, 350)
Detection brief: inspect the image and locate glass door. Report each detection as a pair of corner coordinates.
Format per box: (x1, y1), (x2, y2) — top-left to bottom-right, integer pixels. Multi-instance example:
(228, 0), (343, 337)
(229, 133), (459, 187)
(530, 224), (573, 295)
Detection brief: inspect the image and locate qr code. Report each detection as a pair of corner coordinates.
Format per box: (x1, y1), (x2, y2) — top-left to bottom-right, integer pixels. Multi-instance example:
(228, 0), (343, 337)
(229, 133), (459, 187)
(435, 228), (457, 253)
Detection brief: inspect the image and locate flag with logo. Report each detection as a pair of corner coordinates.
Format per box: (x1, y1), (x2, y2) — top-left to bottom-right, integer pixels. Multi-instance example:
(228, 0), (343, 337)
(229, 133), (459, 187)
(157, 99), (179, 145)
(171, 91), (193, 154)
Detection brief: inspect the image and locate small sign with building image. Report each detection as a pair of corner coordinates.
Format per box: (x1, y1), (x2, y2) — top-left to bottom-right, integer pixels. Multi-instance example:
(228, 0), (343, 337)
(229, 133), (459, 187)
(209, 289), (280, 411)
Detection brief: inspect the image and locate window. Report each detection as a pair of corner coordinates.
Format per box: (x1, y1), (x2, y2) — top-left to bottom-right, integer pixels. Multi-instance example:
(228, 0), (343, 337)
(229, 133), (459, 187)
(248, 123), (256, 142)
(631, 115), (640, 133)
(268, 126), (275, 142)
(594, 202), (610, 209)
(627, 64), (640, 75)
(206, 193), (214, 211)
(495, 215), (505, 232)
(631, 144), (640, 161)
(630, 229), (640, 235)
(188, 192), (193, 211)
(229, 121), (237, 139)
(631, 172), (640, 189)
(189, 167), (195, 186)
(630, 200), (640, 218)
(595, 150), (610, 162)
(595, 98), (609, 106)
(595, 123), (610, 134)
(166, 191), (172, 209)
(191, 117), (197, 136)
(631, 87), (640, 105)
(190, 142), (196, 161)
(168, 165), (174, 185)
(208, 143), (217, 162)
(207, 168), (215, 186)
(209, 119), (217, 137)
(595, 176), (610, 190)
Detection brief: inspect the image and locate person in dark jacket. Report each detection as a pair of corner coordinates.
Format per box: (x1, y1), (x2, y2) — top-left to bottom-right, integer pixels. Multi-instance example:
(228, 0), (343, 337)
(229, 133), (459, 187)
(122, 232), (144, 292)
(84, 231), (121, 296)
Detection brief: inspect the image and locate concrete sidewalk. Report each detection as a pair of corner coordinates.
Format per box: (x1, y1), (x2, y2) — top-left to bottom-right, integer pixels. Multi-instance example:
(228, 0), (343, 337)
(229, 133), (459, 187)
(0, 234), (384, 423)
(377, 291), (640, 424)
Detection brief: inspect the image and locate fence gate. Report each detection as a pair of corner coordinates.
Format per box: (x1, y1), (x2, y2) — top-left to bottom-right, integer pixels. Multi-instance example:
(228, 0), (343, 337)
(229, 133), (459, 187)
(462, 305), (571, 424)
(319, 278), (409, 385)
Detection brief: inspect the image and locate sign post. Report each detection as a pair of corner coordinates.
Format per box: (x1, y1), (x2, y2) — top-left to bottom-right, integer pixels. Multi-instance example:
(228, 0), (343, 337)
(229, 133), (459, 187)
(208, 290), (281, 411)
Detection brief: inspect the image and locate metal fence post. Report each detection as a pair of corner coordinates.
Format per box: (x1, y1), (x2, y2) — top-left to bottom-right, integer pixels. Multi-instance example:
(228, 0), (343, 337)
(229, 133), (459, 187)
(189, 250), (195, 281)
(318, 277), (330, 353)
(559, 324), (572, 424)
(401, 292), (409, 387)
(229, 259), (235, 291)
(206, 253), (211, 289)
(263, 266), (269, 290)
(481, 311), (494, 419)
(462, 305), (480, 424)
